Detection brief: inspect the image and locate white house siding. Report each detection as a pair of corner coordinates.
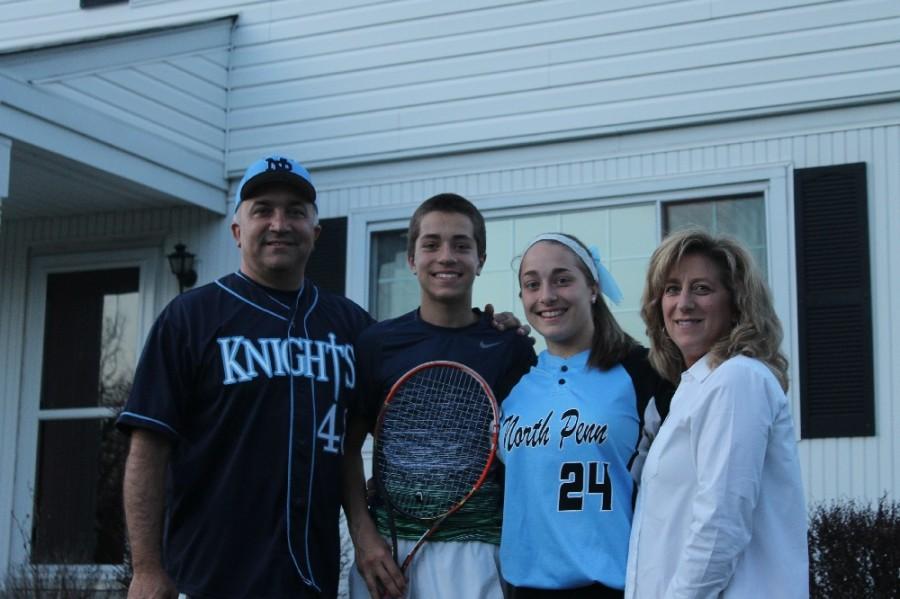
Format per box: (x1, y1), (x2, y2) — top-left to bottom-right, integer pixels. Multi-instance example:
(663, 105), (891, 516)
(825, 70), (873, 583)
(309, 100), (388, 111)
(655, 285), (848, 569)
(1, 1), (899, 174)
(308, 104), (900, 506)
(227, 0), (900, 170)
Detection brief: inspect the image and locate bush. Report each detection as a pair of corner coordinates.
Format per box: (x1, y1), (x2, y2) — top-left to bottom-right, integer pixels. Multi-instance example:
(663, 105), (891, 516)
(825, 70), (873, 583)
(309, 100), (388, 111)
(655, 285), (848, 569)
(808, 495), (899, 598)
(1, 562), (128, 598)
(1, 510), (130, 598)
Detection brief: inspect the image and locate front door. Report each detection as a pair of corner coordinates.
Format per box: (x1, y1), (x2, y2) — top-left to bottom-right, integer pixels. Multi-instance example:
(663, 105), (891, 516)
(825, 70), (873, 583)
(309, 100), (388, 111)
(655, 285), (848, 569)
(11, 249), (158, 578)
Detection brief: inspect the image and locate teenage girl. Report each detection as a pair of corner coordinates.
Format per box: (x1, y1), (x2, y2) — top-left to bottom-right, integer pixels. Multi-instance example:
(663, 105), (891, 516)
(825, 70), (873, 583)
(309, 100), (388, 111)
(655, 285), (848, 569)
(498, 233), (672, 599)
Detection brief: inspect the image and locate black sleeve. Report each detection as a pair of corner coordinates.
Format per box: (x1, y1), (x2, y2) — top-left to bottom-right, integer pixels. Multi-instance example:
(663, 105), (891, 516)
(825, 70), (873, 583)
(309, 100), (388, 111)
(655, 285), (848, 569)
(116, 299), (192, 441)
(621, 346), (674, 423)
(622, 346), (675, 486)
(495, 335), (537, 403)
(349, 328), (383, 433)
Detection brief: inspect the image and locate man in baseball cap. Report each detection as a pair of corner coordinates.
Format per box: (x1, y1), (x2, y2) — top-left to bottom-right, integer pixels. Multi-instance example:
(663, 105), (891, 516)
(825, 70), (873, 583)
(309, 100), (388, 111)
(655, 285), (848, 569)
(120, 153), (374, 598)
(229, 153), (322, 290)
(235, 154), (317, 209)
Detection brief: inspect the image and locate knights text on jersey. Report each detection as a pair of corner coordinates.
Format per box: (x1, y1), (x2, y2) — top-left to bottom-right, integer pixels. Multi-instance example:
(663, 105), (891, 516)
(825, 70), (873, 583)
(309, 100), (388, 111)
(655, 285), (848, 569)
(117, 273), (374, 599)
(354, 309), (537, 544)
(497, 347), (665, 591)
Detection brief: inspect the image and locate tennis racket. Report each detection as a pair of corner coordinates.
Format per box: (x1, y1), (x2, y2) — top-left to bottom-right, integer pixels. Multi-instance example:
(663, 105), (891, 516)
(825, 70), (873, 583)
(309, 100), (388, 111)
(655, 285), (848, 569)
(372, 360), (499, 574)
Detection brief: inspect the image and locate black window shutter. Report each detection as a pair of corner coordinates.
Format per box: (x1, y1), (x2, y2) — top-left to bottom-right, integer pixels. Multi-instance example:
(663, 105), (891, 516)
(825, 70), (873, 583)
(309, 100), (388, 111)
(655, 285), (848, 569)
(794, 163), (874, 438)
(306, 217), (347, 296)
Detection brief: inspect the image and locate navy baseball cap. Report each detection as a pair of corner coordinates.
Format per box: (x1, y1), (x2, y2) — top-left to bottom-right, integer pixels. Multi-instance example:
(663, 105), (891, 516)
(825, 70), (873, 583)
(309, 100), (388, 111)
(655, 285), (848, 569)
(234, 154), (316, 211)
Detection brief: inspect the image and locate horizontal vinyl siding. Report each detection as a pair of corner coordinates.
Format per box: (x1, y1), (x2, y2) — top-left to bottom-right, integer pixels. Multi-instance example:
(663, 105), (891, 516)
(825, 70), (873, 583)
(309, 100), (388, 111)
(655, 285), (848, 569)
(2, 0), (898, 172)
(309, 109), (899, 506)
(230, 17), (900, 119)
(227, 0), (900, 169)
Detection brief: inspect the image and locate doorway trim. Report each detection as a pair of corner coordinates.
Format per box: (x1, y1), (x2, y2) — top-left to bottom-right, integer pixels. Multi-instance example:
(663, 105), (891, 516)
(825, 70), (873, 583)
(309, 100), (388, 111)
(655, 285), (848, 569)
(7, 247), (159, 572)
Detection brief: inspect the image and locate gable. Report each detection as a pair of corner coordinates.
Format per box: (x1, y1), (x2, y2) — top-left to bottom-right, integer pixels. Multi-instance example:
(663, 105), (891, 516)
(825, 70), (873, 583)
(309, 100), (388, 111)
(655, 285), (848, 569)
(0, 18), (233, 163)
(0, 18), (235, 217)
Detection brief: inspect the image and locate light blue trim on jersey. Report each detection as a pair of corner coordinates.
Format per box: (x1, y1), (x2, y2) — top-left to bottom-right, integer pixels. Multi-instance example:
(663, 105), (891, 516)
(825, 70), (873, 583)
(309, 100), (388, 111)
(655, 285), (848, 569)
(215, 278), (289, 322)
(283, 281), (322, 592)
(300, 284), (321, 589)
(235, 271), (293, 310)
(119, 412), (179, 436)
(284, 281), (314, 589)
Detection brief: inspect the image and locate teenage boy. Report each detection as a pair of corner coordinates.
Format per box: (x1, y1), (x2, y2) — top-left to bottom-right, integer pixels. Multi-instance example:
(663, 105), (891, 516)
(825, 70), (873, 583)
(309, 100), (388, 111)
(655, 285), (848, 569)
(342, 193), (537, 599)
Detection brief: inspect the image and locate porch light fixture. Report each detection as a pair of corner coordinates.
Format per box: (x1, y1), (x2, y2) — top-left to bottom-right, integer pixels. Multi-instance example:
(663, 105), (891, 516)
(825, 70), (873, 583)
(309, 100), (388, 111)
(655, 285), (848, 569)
(167, 243), (197, 294)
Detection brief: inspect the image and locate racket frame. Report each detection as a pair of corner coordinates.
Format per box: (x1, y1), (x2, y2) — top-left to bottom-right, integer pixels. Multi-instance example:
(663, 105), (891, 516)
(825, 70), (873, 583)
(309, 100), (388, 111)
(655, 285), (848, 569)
(371, 360), (500, 573)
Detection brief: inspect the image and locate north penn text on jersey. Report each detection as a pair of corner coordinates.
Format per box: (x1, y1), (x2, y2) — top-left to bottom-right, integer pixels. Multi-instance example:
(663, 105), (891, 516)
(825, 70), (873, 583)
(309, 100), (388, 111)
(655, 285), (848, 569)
(503, 409), (610, 453)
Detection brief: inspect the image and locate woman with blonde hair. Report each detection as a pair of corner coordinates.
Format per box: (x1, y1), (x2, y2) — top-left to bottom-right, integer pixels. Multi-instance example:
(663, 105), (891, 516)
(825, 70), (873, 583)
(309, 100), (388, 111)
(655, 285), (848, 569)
(625, 228), (808, 598)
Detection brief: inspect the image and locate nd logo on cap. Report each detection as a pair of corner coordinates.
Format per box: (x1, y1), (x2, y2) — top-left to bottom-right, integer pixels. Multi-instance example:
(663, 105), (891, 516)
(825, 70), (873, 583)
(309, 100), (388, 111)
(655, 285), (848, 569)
(235, 154), (316, 210)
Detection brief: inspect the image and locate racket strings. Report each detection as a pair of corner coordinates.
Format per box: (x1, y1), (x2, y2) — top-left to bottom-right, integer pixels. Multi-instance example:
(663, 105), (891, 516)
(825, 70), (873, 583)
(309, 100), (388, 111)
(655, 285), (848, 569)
(375, 366), (495, 520)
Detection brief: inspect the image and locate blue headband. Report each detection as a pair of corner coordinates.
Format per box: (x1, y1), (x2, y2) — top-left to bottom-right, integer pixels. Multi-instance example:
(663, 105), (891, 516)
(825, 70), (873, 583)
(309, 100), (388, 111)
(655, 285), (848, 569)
(524, 234), (624, 305)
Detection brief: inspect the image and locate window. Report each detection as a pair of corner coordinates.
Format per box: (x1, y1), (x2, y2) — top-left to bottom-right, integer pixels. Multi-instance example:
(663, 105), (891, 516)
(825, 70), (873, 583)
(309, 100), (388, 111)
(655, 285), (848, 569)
(364, 165), (874, 441)
(664, 195), (767, 280)
(367, 196), (767, 353)
(369, 230), (418, 321)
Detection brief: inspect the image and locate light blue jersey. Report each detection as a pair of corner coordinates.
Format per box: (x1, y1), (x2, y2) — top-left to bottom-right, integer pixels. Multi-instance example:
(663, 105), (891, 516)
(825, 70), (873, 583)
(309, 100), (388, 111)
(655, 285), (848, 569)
(498, 348), (665, 590)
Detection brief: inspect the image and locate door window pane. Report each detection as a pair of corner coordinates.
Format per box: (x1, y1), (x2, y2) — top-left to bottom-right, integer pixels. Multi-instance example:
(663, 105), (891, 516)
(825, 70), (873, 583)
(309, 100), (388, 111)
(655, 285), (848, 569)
(32, 267), (139, 564)
(100, 292), (139, 408)
(40, 269), (139, 409)
(31, 419), (126, 564)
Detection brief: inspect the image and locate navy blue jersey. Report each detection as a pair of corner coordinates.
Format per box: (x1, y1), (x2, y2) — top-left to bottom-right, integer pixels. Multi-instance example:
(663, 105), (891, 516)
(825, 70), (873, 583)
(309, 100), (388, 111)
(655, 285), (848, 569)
(354, 309), (536, 543)
(118, 273), (374, 599)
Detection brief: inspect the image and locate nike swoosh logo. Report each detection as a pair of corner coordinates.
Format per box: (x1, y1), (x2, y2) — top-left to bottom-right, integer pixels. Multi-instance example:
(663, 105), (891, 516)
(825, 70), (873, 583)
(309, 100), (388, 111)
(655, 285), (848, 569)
(480, 340), (503, 349)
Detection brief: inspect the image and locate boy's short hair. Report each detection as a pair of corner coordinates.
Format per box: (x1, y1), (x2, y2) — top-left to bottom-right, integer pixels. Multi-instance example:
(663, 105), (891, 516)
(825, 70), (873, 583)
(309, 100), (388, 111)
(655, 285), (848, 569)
(406, 193), (486, 259)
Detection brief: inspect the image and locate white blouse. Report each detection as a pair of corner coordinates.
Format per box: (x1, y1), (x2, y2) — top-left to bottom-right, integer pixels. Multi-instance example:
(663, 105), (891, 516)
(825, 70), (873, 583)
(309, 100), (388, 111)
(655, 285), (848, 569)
(625, 355), (809, 599)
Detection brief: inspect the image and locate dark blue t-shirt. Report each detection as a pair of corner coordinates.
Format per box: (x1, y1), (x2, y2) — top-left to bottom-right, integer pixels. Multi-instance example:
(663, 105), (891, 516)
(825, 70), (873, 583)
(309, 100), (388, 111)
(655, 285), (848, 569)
(118, 273), (374, 599)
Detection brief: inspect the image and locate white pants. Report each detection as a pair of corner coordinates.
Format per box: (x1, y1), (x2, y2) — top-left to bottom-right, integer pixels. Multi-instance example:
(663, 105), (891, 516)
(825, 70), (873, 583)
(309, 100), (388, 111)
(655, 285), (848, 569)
(348, 538), (506, 599)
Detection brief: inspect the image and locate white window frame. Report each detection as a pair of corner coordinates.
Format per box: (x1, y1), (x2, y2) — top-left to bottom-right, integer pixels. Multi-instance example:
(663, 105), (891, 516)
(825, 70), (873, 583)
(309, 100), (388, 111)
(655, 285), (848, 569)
(8, 248), (159, 579)
(346, 163), (796, 421)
